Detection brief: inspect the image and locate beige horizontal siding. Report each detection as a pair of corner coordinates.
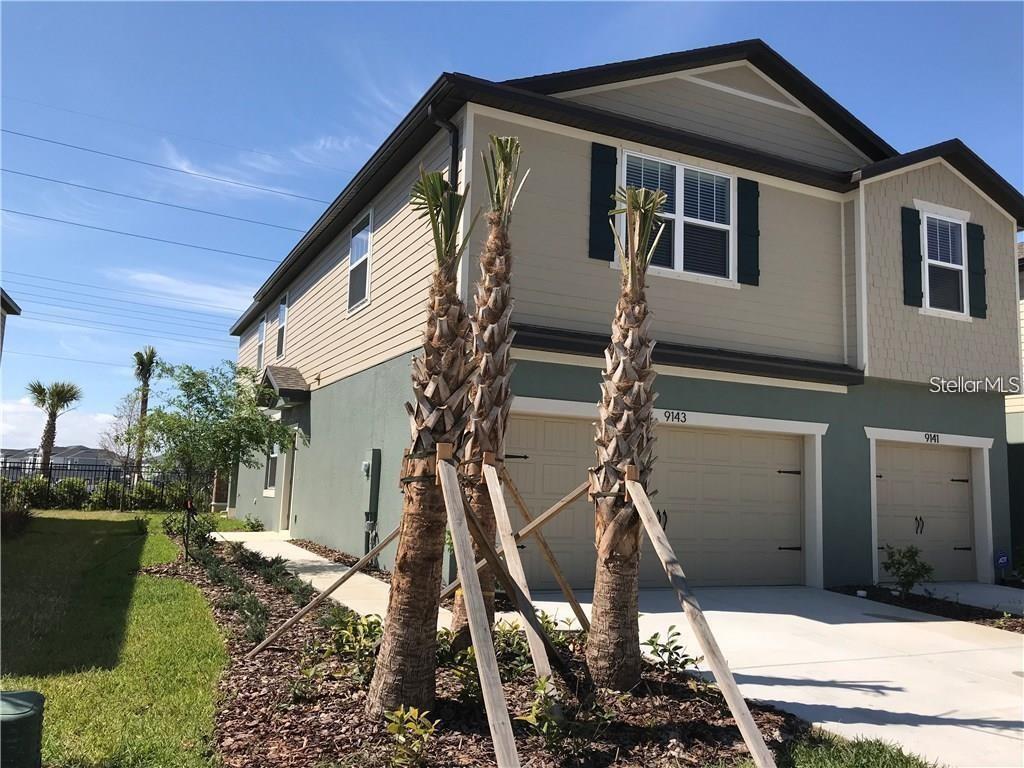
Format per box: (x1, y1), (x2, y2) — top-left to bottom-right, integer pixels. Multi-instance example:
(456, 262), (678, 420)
(470, 113), (845, 364)
(236, 128), (452, 390)
(864, 162), (1019, 384)
(564, 77), (865, 171)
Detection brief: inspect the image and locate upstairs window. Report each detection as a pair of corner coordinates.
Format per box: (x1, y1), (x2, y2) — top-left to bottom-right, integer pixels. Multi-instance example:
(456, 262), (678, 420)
(924, 214), (966, 314)
(348, 212), (372, 311)
(256, 316), (266, 370)
(276, 294), (288, 358)
(623, 152), (733, 280)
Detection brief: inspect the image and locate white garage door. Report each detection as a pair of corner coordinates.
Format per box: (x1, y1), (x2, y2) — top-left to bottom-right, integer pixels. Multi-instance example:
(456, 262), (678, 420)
(876, 442), (974, 582)
(504, 414), (804, 590)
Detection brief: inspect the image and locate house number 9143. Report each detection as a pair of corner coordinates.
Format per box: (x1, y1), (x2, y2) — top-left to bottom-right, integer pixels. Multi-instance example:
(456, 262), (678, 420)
(661, 410), (688, 424)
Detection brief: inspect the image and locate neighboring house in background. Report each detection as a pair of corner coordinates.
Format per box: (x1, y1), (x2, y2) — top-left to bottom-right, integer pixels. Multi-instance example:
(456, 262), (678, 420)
(1, 445), (123, 482)
(229, 39), (1023, 589)
(1, 287), (22, 362)
(1006, 243), (1024, 555)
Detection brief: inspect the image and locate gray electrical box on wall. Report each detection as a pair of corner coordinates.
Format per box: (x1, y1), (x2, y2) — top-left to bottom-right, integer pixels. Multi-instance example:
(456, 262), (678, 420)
(362, 449), (382, 564)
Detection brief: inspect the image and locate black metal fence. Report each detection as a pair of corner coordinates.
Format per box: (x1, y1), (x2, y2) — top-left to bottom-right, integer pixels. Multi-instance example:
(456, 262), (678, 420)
(1, 461), (191, 510)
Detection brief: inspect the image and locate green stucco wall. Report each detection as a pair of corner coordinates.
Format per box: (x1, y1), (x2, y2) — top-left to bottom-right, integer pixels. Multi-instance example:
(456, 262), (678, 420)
(510, 360), (1011, 587)
(237, 353), (1011, 586)
(234, 446), (283, 530)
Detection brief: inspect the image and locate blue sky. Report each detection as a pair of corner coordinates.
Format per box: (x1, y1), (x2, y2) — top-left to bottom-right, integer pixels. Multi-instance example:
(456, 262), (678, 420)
(2, 2), (1021, 448)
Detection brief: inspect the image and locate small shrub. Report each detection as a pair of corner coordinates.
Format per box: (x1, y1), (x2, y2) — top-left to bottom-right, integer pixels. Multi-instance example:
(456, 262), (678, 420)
(0, 476), (14, 502)
(1, 498), (33, 537)
(385, 706), (438, 767)
(130, 481), (165, 510)
(14, 475), (51, 508)
(132, 515), (149, 535)
(242, 515), (265, 532)
(452, 648), (481, 703)
(286, 578), (316, 606)
(162, 511), (217, 549)
(52, 478), (91, 509)
(536, 610), (573, 654)
(289, 665), (321, 703)
(493, 620), (533, 679)
(86, 482), (121, 510)
(882, 545), (934, 599)
(642, 625), (701, 673)
(257, 555), (290, 586)
(322, 606), (383, 685)
(515, 676), (565, 753)
(435, 628), (457, 667)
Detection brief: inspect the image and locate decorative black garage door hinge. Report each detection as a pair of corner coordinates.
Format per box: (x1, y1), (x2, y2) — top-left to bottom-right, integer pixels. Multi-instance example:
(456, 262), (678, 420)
(950, 478), (969, 483)
(777, 545), (802, 551)
(776, 469), (802, 475)
(953, 546), (973, 551)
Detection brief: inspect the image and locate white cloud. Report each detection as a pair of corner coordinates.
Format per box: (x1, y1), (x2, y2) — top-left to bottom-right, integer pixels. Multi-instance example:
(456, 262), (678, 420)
(289, 134), (369, 169)
(1, 397), (114, 450)
(157, 139), (311, 201)
(105, 268), (253, 316)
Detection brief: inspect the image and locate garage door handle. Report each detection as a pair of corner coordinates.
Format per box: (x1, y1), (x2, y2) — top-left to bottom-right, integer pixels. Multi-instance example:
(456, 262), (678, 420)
(950, 478), (969, 483)
(778, 546), (802, 551)
(777, 470), (801, 475)
(953, 546), (972, 551)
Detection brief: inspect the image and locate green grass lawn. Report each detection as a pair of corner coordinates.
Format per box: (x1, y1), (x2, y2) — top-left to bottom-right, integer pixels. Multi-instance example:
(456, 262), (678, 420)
(1, 510), (227, 768)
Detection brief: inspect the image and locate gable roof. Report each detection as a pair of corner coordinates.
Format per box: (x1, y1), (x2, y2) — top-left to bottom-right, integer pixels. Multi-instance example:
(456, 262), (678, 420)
(230, 40), (1023, 336)
(503, 39), (897, 163)
(1, 288), (21, 316)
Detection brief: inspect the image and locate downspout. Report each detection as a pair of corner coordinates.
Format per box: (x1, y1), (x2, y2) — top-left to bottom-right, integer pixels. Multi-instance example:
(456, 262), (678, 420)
(429, 103), (460, 188)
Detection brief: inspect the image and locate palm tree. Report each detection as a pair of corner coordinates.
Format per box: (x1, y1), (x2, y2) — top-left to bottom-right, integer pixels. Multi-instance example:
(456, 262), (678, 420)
(585, 186), (666, 690)
(366, 168), (479, 718)
(27, 380), (83, 475)
(133, 346), (158, 477)
(450, 135), (528, 648)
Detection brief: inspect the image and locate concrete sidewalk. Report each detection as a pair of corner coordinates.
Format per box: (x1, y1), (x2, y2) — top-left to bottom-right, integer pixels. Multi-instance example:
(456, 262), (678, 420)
(915, 581), (1024, 616)
(213, 531), (453, 628)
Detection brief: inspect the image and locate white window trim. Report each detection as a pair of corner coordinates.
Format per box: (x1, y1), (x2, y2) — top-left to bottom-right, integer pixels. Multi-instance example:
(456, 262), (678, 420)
(346, 208), (374, 316)
(256, 315), (266, 371)
(918, 207), (970, 318)
(275, 292), (289, 360)
(619, 149), (738, 285)
(263, 442), (281, 496)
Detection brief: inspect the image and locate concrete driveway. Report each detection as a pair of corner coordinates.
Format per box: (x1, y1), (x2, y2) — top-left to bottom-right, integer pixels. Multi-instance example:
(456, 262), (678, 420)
(530, 587), (1023, 768)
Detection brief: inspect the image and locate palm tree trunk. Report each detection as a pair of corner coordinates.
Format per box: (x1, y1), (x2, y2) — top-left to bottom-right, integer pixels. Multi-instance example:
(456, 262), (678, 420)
(39, 413), (57, 475)
(135, 386), (149, 478)
(366, 270), (474, 718)
(586, 288), (657, 691)
(450, 211), (514, 649)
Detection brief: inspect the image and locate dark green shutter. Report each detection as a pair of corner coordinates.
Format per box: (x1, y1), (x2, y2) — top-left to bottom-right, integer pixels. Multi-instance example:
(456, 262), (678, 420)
(966, 222), (986, 318)
(736, 178), (759, 285)
(588, 143), (617, 262)
(900, 207), (923, 307)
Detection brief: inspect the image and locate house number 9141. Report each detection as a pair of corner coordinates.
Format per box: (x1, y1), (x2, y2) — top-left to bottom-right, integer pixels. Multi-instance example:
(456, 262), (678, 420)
(661, 410), (688, 424)
(924, 433), (940, 444)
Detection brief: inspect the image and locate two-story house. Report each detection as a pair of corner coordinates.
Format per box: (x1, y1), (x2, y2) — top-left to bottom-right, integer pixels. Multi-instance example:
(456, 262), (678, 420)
(229, 40), (1023, 589)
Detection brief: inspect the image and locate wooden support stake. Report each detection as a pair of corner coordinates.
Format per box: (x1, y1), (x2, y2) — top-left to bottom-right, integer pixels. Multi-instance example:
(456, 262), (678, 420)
(626, 479), (777, 768)
(246, 524), (401, 660)
(483, 465), (561, 712)
(461, 480), (591, 702)
(498, 466), (590, 632)
(438, 461), (521, 768)
(440, 481), (589, 600)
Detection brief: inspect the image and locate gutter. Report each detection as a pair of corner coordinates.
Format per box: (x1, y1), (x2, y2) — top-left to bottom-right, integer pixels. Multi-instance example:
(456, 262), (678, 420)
(429, 104), (460, 188)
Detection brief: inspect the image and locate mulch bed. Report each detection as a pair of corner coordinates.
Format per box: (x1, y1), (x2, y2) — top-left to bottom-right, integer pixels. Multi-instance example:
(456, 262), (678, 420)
(149, 542), (812, 767)
(290, 538), (393, 583)
(832, 585), (1024, 634)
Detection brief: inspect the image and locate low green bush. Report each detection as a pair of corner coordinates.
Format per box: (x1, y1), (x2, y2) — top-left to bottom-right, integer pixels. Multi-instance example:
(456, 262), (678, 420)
(242, 515), (265, 532)
(1, 497), (33, 537)
(321, 605), (383, 685)
(130, 481), (164, 510)
(53, 478), (90, 509)
(385, 706), (438, 767)
(642, 625), (701, 672)
(161, 511), (217, 549)
(882, 545), (934, 599)
(86, 482), (122, 510)
(14, 475), (51, 508)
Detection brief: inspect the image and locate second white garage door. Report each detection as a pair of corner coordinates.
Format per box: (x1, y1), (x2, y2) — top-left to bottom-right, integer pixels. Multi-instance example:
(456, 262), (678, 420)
(504, 414), (804, 589)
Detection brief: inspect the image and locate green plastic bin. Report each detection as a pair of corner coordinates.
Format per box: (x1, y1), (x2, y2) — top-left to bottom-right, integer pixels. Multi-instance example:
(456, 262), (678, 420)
(1, 690), (44, 768)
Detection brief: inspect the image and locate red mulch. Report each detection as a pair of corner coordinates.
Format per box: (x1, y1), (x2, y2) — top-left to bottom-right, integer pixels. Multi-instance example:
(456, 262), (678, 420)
(831, 585), (1024, 634)
(147, 543), (811, 767)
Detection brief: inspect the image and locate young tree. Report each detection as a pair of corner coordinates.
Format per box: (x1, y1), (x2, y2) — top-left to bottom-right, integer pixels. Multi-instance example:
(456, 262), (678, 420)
(132, 345), (158, 477)
(366, 168), (479, 718)
(26, 380), (83, 474)
(145, 361), (293, 509)
(586, 186), (666, 690)
(451, 135), (528, 648)
(99, 390), (142, 464)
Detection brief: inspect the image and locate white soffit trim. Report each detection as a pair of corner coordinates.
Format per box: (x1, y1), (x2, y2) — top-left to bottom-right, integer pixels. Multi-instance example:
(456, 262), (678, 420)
(511, 348), (848, 393)
(863, 426), (994, 449)
(678, 73), (807, 115)
(468, 103), (848, 203)
(913, 198), (971, 222)
(513, 395), (829, 436)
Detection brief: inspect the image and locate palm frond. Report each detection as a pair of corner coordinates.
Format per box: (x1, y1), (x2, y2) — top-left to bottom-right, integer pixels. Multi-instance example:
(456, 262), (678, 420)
(609, 186), (668, 291)
(26, 380), (47, 408)
(410, 168), (480, 279)
(481, 135), (528, 227)
(133, 345), (158, 380)
(26, 380), (83, 414)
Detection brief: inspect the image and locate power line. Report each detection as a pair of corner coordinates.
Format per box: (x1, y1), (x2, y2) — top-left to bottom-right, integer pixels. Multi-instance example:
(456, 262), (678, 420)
(25, 310), (234, 345)
(3, 279), (238, 321)
(14, 294), (231, 332)
(2, 169), (307, 232)
(1, 129), (331, 204)
(1, 208), (279, 263)
(2, 270), (246, 314)
(5, 350), (134, 368)
(2, 94), (356, 174)
(21, 313), (235, 348)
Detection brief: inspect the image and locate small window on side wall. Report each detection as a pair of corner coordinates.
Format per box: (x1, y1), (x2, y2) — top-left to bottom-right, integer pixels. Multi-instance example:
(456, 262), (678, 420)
(923, 214), (966, 314)
(348, 212), (372, 311)
(256, 316), (266, 370)
(264, 443), (279, 491)
(276, 295), (288, 358)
